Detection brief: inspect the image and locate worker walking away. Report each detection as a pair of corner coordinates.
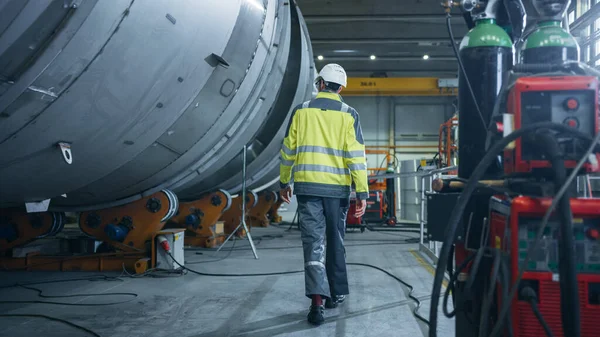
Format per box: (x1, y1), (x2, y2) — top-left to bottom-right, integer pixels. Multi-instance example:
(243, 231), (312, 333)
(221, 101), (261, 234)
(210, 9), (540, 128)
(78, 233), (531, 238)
(279, 63), (368, 326)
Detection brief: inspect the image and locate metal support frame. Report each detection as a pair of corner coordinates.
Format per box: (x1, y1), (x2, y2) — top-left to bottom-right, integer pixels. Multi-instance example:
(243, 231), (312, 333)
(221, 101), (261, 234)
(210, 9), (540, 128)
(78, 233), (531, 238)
(304, 15), (464, 24)
(217, 145), (259, 259)
(344, 77), (458, 96)
(311, 38), (461, 45)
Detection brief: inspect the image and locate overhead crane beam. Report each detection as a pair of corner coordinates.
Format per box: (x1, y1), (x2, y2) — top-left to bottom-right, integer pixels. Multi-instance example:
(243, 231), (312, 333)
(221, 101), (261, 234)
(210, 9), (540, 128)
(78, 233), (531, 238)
(344, 77), (458, 96)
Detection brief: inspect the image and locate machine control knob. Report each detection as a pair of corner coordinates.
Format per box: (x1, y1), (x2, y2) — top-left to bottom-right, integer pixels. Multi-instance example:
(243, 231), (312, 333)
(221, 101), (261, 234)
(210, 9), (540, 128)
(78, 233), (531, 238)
(564, 98), (579, 111)
(564, 117), (579, 128)
(587, 228), (599, 240)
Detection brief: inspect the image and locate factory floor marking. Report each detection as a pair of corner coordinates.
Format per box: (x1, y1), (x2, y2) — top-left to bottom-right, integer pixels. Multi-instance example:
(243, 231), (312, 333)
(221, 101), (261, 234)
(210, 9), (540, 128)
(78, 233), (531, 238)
(409, 249), (448, 288)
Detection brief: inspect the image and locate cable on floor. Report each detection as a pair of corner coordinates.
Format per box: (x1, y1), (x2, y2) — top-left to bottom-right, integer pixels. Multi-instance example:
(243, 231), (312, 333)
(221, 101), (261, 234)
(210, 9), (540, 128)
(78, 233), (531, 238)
(167, 252), (430, 325)
(0, 284), (138, 306)
(0, 314), (101, 337)
(188, 237), (238, 264)
(185, 240), (417, 254)
(347, 262), (430, 325)
(0, 275), (122, 290)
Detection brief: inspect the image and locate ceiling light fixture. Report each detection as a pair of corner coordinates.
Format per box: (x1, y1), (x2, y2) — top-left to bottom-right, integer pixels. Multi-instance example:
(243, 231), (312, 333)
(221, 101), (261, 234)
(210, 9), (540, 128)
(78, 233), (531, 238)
(370, 55), (376, 60)
(317, 55), (324, 61)
(423, 54), (430, 60)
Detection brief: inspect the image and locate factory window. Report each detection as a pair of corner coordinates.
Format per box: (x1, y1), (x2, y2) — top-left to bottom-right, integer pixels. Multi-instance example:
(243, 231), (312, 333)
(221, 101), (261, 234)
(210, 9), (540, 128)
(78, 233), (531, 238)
(569, 10), (576, 25)
(577, 0), (591, 18)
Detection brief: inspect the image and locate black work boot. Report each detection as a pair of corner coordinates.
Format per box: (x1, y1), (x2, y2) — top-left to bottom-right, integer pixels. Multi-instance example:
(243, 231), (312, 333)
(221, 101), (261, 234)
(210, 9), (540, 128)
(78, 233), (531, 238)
(325, 295), (346, 309)
(307, 305), (325, 325)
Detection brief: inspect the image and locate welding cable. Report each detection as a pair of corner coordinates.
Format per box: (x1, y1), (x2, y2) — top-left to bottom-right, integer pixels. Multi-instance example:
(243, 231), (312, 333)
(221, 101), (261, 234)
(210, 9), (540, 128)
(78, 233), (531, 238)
(188, 237), (238, 265)
(185, 239), (416, 255)
(0, 314), (101, 337)
(347, 262), (429, 325)
(465, 246), (487, 291)
(478, 250), (502, 337)
(0, 275), (122, 290)
(428, 122), (597, 337)
(446, 13), (487, 131)
(167, 252), (430, 325)
(520, 287), (555, 337)
(0, 283), (138, 306)
(500, 257), (514, 337)
(443, 251), (477, 318)
(535, 131), (580, 336)
(488, 129), (600, 337)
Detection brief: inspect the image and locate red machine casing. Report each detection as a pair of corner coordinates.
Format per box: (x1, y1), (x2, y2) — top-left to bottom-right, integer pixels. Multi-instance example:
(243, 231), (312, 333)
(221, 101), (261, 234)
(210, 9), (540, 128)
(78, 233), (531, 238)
(489, 196), (600, 337)
(504, 76), (600, 175)
(347, 200), (362, 226)
(365, 191), (384, 221)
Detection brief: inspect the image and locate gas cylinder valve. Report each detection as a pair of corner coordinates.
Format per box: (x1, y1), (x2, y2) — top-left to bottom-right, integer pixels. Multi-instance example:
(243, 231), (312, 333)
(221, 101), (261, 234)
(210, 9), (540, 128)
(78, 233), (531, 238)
(460, 0), (478, 12)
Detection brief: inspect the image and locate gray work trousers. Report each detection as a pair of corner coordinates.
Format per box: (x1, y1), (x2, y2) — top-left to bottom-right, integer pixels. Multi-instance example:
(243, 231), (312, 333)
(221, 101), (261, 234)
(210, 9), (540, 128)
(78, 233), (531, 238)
(297, 195), (350, 299)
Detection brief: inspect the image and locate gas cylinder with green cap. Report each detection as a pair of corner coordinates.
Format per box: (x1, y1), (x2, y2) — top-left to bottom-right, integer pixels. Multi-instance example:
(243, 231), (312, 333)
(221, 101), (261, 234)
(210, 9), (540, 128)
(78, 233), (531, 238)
(457, 10), (513, 179)
(521, 0), (579, 64)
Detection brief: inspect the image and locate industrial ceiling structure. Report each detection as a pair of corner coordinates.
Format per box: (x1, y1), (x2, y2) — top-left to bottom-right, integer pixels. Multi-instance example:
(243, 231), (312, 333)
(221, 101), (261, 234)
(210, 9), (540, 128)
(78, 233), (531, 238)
(297, 0), (600, 78)
(296, 0), (468, 78)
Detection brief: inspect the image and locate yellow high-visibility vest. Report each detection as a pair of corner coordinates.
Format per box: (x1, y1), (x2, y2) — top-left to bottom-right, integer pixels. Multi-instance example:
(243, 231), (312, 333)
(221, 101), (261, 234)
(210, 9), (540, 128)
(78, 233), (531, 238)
(280, 91), (368, 200)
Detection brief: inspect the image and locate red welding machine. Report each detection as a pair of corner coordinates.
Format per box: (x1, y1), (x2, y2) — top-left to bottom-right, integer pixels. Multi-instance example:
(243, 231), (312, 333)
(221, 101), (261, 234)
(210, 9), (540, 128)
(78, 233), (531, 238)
(489, 196), (600, 337)
(503, 75), (600, 175)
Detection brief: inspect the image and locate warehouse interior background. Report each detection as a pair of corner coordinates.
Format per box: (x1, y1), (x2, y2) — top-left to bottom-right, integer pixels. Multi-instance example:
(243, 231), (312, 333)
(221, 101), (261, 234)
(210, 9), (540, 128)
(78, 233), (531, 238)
(1, 1), (600, 337)
(280, 0), (600, 217)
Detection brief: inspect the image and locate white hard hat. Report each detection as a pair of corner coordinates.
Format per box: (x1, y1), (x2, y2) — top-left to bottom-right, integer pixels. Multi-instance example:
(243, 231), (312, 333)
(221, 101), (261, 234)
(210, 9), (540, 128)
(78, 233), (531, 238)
(316, 63), (347, 88)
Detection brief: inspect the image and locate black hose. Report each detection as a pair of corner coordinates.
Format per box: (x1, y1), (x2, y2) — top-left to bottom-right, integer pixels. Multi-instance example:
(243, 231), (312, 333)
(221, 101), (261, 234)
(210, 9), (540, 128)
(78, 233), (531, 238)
(428, 122), (596, 337)
(531, 301), (555, 337)
(465, 246), (487, 291)
(0, 284), (137, 306)
(443, 252), (477, 318)
(166, 253), (430, 325)
(478, 250), (501, 337)
(446, 13), (487, 131)
(500, 257), (514, 337)
(535, 131), (580, 337)
(520, 287), (555, 337)
(489, 130), (600, 337)
(347, 262), (430, 325)
(0, 314), (100, 337)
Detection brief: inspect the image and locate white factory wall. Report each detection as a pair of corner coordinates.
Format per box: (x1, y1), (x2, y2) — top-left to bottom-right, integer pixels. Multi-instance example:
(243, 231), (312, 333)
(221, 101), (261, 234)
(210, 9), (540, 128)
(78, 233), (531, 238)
(279, 95), (456, 218)
(344, 95), (456, 170)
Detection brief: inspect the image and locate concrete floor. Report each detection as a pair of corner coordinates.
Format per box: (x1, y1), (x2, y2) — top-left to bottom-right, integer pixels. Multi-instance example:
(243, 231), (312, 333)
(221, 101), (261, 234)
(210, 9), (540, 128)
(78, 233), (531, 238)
(0, 218), (454, 337)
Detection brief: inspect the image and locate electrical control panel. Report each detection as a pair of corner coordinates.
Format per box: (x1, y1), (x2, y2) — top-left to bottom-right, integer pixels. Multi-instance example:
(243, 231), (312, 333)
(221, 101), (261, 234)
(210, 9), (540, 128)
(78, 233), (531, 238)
(504, 75), (600, 175)
(489, 196), (600, 337)
(489, 196), (600, 275)
(520, 90), (597, 161)
(515, 217), (600, 274)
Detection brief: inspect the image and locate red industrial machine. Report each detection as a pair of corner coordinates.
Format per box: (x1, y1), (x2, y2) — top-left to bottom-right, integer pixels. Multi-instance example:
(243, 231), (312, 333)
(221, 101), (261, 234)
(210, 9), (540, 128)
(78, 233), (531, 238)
(426, 2), (600, 337)
(346, 198), (364, 232)
(489, 196), (600, 337)
(504, 76), (600, 175)
(364, 191), (385, 222)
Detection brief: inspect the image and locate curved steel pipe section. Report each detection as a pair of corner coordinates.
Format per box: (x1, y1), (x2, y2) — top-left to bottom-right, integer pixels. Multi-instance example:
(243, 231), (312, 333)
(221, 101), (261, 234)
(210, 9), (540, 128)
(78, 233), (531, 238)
(0, 0), (315, 210)
(184, 1), (316, 197)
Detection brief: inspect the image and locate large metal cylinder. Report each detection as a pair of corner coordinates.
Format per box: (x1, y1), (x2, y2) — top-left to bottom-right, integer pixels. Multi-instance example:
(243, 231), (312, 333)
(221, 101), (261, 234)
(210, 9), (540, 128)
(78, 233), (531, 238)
(0, 0), (315, 210)
(458, 18), (513, 179)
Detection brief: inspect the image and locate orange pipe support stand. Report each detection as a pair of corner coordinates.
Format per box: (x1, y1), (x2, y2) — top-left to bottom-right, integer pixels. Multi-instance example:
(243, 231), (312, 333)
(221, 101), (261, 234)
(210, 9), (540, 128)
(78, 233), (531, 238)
(220, 191), (258, 238)
(0, 209), (65, 253)
(79, 190), (178, 252)
(0, 251), (147, 272)
(167, 190), (232, 248)
(248, 191), (278, 228)
(0, 190), (178, 273)
(269, 199), (284, 224)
